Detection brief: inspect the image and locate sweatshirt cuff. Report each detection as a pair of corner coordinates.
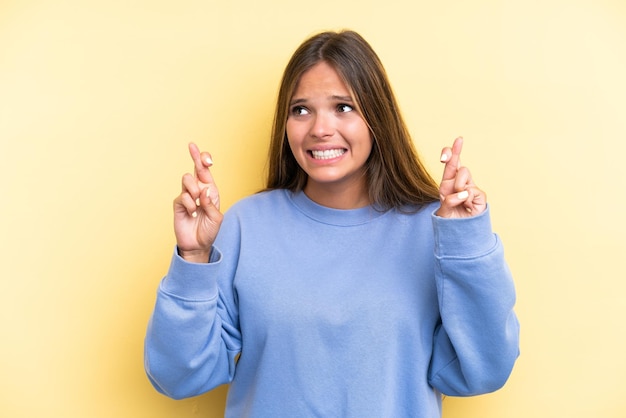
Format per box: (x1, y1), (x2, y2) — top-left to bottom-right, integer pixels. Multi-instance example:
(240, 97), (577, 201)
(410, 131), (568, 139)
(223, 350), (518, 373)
(431, 205), (497, 258)
(159, 246), (222, 301)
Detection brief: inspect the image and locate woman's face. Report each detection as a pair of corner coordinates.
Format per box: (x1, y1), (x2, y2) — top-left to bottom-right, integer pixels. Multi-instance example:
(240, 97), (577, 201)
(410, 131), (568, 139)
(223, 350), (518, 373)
(286, 61), (372, 206)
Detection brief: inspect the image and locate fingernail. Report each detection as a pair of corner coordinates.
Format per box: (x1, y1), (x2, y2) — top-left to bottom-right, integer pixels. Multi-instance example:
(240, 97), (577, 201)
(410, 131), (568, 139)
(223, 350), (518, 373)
(440, 153), (448, 162)
(205, 156), (213, 165)
(206, 185), (211, 199)
(191, 211), (198, 218)
(195, 197), (200, 206)
(457, 190), (469, 200)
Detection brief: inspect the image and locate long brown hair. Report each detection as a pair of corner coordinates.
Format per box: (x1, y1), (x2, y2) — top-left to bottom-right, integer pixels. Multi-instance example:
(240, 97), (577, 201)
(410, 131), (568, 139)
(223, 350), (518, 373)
(265, 30), (440, 210)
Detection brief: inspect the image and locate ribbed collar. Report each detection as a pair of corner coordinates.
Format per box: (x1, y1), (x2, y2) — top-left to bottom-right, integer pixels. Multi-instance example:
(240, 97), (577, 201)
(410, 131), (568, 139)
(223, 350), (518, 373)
(286, 190), (389, 227)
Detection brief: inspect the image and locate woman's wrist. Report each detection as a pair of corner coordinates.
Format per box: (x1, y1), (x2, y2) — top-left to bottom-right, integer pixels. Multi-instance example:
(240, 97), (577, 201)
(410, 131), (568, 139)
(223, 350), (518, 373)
(178, 248), (211, 263)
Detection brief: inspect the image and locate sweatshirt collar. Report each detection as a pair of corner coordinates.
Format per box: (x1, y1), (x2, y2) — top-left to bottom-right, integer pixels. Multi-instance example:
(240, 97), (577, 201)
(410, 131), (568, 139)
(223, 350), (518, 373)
(287, 190), (388, 226)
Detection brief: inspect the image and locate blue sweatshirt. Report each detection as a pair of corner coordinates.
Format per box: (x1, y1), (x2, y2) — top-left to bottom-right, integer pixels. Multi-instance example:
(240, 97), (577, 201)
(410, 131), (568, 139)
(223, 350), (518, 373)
(145, 189), (519, 417)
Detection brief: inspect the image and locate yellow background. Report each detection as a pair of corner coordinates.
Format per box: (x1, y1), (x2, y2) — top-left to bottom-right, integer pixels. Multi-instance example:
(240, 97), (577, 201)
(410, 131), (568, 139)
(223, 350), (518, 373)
(1, 0), (625, 417)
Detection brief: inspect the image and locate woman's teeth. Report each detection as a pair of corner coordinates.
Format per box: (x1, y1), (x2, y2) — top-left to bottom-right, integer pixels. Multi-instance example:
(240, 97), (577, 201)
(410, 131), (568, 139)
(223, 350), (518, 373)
(311, 149), (346, 160)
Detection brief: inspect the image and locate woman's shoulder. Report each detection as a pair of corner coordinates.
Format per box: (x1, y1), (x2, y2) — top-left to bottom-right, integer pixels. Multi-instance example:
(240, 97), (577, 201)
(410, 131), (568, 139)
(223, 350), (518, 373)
(226, 189), (292, 214)
(394, 200), (440, 218)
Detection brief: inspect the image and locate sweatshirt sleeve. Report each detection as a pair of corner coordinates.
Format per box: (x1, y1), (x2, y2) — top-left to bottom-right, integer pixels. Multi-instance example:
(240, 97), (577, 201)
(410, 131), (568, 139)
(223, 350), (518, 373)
(144, 245), (242, 400)
(427, 206), (520, 396)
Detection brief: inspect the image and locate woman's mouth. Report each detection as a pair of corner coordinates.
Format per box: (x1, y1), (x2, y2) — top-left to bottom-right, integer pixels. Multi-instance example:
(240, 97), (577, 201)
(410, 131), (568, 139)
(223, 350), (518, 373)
(310, 149), (346, 160)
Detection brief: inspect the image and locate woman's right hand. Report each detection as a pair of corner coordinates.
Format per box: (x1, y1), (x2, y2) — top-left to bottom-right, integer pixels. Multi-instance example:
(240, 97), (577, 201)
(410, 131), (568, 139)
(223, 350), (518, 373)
(173, 142), (223, 263)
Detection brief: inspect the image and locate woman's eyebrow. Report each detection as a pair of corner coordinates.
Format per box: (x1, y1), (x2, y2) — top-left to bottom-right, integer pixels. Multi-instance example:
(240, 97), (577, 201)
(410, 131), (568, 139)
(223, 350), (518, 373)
(331, 95), (353, 102)
(289, 97), (307, 106)
(289, 95), (354, 106)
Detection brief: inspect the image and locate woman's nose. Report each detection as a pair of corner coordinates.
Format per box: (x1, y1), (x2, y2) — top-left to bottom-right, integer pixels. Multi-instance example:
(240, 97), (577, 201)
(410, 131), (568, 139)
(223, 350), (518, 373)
(310, 112), (335, 139)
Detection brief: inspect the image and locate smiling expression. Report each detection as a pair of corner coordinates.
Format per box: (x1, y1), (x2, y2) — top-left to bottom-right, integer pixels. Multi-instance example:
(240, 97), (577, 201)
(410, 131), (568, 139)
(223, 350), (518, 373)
(286, 61), (373, 207)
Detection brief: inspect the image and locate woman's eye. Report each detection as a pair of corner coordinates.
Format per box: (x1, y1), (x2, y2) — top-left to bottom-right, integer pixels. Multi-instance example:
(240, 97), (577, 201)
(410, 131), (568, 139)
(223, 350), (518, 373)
(291, 106), (309, 116)
(337, 104), (353, 113)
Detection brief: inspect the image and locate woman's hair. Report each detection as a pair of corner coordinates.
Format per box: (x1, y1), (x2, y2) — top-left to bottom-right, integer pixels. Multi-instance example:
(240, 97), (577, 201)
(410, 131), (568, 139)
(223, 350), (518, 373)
(265, 30), (440, 210)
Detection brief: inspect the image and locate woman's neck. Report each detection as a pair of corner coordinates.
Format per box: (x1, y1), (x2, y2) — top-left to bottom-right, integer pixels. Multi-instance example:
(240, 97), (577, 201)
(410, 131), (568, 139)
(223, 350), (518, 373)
(303, 179), (370, 210)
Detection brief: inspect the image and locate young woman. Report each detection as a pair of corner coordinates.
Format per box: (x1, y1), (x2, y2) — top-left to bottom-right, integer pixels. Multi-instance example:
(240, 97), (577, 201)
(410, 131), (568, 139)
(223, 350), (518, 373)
(145, 30), (519, 417)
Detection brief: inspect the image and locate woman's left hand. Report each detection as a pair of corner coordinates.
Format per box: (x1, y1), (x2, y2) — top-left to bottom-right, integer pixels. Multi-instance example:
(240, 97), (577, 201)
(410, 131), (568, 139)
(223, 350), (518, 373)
(436, 137), (487, 218)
